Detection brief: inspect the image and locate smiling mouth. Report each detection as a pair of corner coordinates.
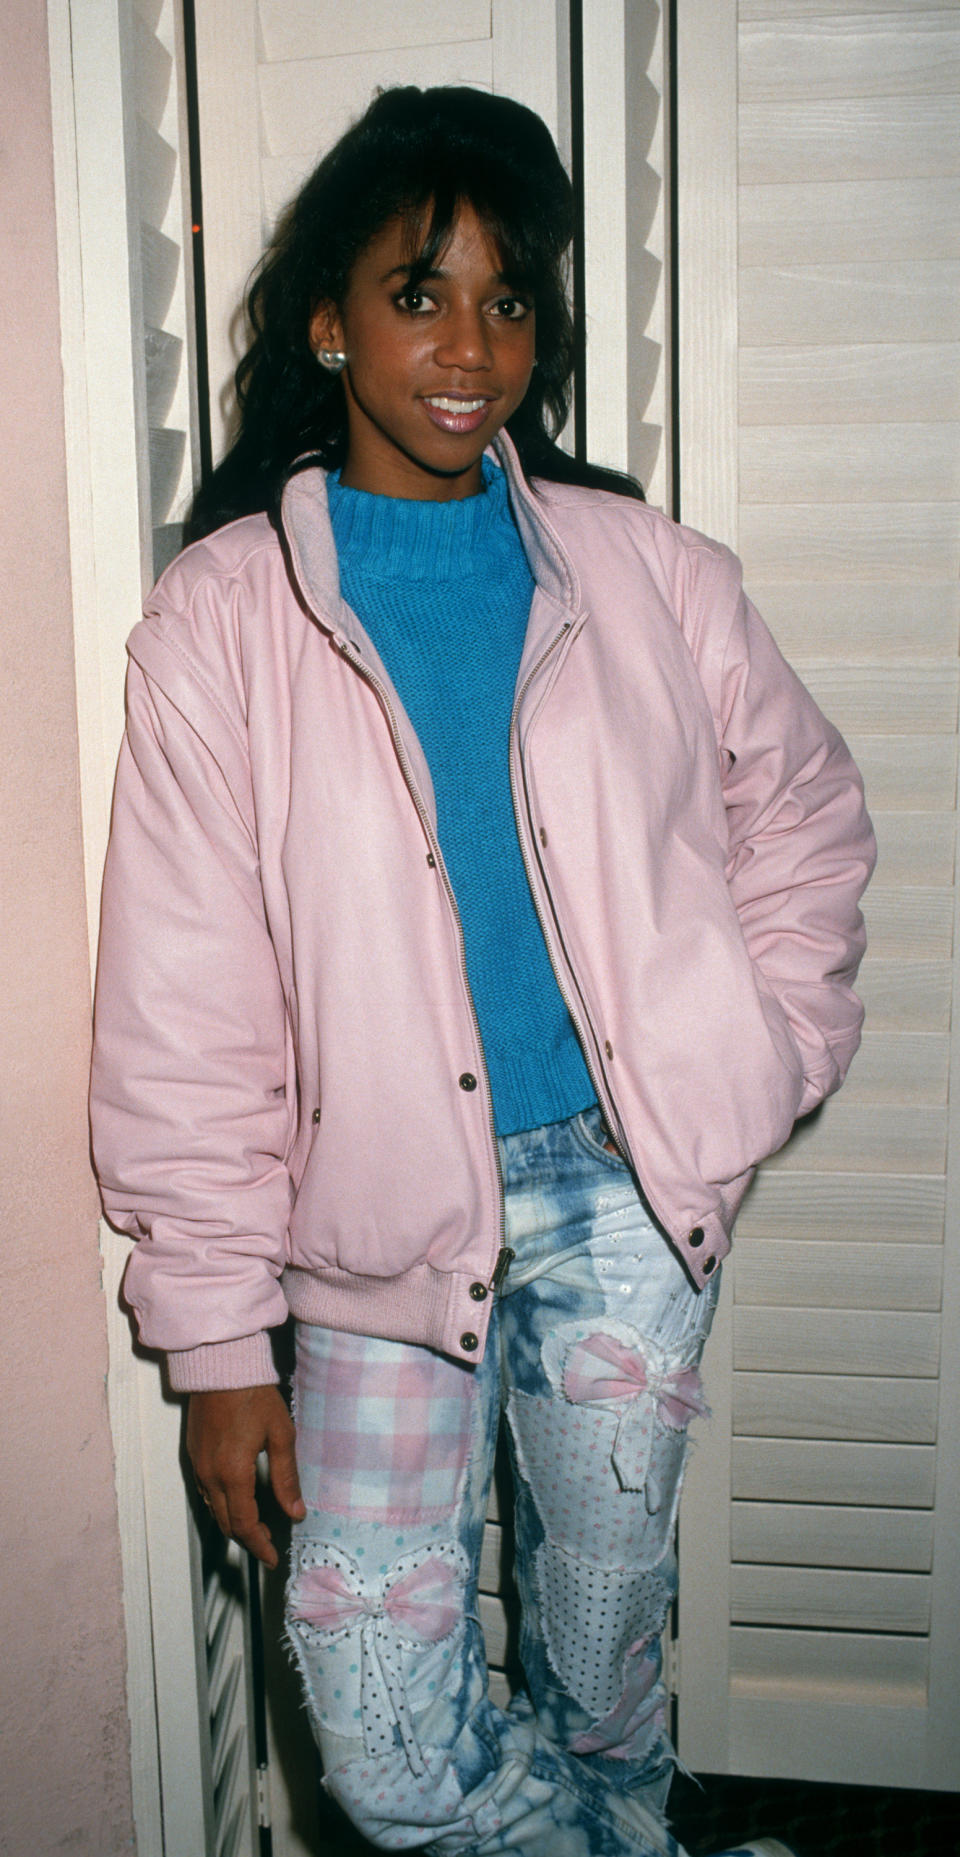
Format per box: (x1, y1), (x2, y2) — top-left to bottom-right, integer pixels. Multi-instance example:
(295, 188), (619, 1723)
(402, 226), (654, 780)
(423, 395), (490, 414)
(421, 393), (495, 436)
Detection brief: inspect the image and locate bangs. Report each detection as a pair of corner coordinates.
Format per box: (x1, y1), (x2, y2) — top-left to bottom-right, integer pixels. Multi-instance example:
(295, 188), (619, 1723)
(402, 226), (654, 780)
(393, 181), (553, 298)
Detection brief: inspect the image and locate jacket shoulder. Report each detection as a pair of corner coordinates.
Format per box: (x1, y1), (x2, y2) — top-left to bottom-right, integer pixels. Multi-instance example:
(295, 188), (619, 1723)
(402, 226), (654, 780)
(147, 512), (281, 612)
(530, 477), (738, 575)
(135, 513), (292, 660)
(529, 478), (745, 658)
(125, 515), (292, 750)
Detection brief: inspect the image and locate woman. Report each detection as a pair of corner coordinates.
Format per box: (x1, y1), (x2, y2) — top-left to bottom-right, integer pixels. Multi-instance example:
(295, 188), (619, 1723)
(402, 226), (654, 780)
(92, 84), (873, 1856)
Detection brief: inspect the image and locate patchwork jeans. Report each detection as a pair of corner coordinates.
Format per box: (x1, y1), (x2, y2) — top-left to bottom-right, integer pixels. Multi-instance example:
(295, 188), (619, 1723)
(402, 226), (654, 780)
(285, 1107), (721, 1856)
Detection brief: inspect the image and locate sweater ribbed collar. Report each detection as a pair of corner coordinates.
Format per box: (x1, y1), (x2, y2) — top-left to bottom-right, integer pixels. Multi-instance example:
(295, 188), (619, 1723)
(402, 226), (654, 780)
(326, 456), (520, 583)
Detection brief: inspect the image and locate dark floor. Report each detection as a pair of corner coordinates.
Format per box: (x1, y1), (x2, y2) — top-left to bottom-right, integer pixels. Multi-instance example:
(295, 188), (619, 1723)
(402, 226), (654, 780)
(309, 1775), (960, 1855)
(669, 1774), (960, 1857)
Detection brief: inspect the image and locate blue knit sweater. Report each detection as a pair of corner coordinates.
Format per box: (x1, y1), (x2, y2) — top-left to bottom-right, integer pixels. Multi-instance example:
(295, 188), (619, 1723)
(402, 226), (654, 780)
(327, 461), (594, 1134)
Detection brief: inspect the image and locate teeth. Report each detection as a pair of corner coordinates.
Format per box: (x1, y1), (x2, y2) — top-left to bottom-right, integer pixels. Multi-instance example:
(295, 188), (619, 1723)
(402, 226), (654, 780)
(426, 397), (487, 413)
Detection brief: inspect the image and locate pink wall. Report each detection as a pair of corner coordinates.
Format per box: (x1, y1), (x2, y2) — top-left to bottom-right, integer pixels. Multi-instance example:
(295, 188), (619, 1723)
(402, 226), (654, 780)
(0, 3), (135, 1851)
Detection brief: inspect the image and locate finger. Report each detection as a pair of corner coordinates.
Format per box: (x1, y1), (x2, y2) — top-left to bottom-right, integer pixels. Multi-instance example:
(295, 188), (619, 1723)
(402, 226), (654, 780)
(201, 1486), (234, 1548)
(235, 1519), (280, 1570)
(268, 1432), (306, 1521)
(195, 1481), (219, 1520)
(205, 1484), (278, 1567)
(222, 1479), (280, 1568)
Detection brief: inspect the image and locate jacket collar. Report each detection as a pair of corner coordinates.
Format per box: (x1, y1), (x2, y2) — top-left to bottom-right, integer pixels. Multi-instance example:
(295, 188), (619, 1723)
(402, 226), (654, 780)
(491, 431), (583, 615)
(279, 430), (583, 645)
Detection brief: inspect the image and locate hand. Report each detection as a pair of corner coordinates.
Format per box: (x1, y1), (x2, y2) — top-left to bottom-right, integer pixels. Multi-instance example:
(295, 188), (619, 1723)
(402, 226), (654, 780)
(186, 1384), (306, 1568)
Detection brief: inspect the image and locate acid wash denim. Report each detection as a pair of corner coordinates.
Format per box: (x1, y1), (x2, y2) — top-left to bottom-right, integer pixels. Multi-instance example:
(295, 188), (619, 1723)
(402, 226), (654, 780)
(285, 1108), (721, 1856)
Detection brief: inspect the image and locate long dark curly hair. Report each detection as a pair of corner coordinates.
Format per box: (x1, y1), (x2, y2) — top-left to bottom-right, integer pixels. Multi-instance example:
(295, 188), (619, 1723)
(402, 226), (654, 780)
(187, 85), (642, 540)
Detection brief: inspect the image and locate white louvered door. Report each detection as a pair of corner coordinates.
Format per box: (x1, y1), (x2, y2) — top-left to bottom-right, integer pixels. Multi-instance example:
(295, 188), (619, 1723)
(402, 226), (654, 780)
(193, 0), (569, 465)
(675, 0), (960, 1789)
(194, 1527), (264, 1857)
(124, 0), (200, 580)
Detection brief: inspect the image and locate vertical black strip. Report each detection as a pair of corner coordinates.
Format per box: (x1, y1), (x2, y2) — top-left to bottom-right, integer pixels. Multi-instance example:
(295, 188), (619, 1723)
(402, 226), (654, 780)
(667, 0), (681, 520)
(181, 0), (213, 487)
(569, 0), (587, 463)
(246, 1553), (274, 1857)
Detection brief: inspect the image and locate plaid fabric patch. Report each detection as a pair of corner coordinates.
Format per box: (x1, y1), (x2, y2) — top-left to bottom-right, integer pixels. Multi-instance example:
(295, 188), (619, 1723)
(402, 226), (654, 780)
(294, 1324), (475, 1523)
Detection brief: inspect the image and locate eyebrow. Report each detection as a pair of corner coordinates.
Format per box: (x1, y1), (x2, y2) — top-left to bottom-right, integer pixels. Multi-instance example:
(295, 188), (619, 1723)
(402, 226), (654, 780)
(377, 263), (523, 289)
(378, 264), (439, 284)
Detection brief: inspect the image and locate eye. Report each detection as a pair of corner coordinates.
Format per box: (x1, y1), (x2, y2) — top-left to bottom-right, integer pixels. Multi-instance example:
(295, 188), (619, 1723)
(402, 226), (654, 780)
(394, 287), (434, 316)
(490, 295), (532, 321)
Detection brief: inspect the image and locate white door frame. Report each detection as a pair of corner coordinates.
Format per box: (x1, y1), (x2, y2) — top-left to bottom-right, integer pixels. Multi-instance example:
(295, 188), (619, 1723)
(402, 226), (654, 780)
(47, 2), (208, 1848)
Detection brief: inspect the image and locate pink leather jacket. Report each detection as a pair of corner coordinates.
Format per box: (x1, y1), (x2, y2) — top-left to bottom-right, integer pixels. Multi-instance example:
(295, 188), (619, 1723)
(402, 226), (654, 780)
(90, 435), (875, 1392)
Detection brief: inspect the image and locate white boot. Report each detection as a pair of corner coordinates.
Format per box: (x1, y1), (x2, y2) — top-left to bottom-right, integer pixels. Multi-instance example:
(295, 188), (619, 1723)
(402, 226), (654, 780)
(709, 1841), (798, 1857)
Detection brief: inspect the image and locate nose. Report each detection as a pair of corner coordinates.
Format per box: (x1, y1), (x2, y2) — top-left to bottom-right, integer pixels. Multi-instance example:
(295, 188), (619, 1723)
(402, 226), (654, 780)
(434, 305), (493, 372)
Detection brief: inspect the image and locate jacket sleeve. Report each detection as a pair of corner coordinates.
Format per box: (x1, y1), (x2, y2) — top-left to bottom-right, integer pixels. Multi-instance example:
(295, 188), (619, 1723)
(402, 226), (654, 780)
(706, 558), (876, 1117)
(90, 645), (294, 1392)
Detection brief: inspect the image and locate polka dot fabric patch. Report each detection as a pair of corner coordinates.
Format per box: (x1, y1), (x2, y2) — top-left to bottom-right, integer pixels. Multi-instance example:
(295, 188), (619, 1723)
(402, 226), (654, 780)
(508, 1387), (684, 1569)
(536, 1538), (672, 1720)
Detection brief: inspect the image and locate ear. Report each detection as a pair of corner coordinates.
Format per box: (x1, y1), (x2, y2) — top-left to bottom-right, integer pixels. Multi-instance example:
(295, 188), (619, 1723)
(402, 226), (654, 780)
(309, 300), (344, 357)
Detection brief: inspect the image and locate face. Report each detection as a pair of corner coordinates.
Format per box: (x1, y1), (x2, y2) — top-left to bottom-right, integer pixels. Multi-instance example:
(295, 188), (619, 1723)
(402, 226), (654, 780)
(310, 205), (536, 499)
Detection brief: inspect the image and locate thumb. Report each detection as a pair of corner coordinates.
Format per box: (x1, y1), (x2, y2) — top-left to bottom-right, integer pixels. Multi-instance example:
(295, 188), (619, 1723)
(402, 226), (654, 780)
(268, 1411), (306, 1520)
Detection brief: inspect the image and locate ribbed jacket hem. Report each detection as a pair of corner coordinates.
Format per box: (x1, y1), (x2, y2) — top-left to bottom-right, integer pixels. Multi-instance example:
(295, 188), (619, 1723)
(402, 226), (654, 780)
(166, 1330), (280, 1393)
(283, 1261), (495, 1364)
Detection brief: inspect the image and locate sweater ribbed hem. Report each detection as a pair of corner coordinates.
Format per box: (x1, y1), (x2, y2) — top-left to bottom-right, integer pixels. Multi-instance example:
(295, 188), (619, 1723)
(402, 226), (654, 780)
(166, 1330), (280, 1393)
(492, 1044), (595, 1136)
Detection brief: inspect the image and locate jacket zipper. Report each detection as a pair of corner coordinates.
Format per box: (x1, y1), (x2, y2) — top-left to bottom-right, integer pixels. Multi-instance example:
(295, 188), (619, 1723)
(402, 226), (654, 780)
(334, 637), (507, 1275)
(508, 620), (627, 1149)
(489, 1244), (515, 1293)
(508, 624), (684, 1251)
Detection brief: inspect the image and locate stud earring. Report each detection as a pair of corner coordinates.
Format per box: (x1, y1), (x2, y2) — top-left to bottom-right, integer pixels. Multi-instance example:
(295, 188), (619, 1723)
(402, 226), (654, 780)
(316, 348), (347, 374)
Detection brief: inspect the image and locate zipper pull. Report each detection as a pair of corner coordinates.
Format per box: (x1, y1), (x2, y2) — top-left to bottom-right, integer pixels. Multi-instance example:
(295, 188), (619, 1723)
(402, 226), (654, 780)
(490, 1246), (515, 1293)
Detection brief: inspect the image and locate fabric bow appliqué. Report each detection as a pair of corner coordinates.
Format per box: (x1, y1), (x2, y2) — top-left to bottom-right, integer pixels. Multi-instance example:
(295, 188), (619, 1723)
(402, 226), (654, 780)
(562, 1331), (708, 1493)
(289, 1543), (466, 1774)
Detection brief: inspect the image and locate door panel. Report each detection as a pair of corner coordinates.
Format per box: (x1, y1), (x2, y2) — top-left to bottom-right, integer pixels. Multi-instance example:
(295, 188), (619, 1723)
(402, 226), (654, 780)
(675, 0), (960, 1788)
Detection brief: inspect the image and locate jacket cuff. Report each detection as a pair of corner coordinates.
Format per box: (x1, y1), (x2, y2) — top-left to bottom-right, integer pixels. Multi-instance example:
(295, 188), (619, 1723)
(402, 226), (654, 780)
(167, 1332), (280, 1393)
